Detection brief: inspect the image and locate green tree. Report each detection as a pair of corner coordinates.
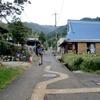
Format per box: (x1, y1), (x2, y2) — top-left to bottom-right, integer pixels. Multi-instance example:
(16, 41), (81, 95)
(39, 32), (46, 44)
(8, 21), (32, 45)
(46, 25), (67, 48)
(0, 0), (31, 22)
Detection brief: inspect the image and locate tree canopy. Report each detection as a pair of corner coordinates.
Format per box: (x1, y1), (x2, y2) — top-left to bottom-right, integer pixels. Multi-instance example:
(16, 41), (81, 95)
(0, 0), (31, 22)
(8, 21), (32, 45)
(39, 32), (46, 44)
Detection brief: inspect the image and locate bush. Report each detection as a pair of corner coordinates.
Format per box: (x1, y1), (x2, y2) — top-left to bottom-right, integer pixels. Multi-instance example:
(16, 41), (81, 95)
(80, 59), (93, 72)
(72, 57), (83, 70)
(93, 57), (100, 70)
(61, 54), (83, 71)
(62, 53), (100, 72)
(80, 57), (100, 72)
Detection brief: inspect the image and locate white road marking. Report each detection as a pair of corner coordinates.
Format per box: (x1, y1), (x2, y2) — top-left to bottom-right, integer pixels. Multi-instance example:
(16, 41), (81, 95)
(30, 65), (100, 100)
(30, 82), (46, 100)
(30, 66), (69, 100)
(43, 74), (57, 78)
(46, 88), (100, 94)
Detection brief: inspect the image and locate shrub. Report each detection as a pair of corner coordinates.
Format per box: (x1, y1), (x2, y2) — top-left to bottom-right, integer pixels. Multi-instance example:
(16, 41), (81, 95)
(80, 57), (100, 72)
(61, 53), (83, 71)
(80, 59), (93, 72)
(72, 57), (83, 70)
(92, 57), (100, 70)
(62, 53), (100, 72)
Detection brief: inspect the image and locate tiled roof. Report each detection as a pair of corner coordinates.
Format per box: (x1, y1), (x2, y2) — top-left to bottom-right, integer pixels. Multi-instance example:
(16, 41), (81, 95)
(66, 20), (100, 42)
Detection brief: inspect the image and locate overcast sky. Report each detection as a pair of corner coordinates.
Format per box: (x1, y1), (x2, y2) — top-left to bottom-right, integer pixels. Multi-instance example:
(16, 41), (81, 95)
(20, 0), (100, 26)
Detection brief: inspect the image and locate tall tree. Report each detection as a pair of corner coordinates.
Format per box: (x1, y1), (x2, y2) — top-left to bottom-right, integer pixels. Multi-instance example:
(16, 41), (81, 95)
(39, 32), (46, 44)
(0, 0), (31, 22)
(8, 21), (32, 45)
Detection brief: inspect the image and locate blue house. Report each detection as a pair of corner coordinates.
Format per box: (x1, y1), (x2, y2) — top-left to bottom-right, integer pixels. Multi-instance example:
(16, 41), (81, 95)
(61, 20), (100, 53)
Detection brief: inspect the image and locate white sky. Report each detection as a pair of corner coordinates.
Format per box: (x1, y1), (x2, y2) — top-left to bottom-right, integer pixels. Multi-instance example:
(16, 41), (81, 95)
(20, 0), (100, 26)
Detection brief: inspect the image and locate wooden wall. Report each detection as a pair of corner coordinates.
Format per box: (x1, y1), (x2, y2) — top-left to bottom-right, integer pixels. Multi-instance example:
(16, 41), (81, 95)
(78, 43), (87, 54)
(96, 43), (100, 53)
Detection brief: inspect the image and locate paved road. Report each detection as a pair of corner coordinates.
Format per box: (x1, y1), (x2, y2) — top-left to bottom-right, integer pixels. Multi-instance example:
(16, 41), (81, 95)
(0, 50), (100, 100)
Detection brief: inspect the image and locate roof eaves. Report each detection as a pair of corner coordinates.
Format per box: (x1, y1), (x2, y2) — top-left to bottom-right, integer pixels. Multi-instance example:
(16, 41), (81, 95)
(66, 39), (100, 42)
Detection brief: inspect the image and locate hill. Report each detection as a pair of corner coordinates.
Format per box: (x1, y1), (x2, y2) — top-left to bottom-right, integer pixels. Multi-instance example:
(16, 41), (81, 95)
(48, 25), (67, 38)
(47, 25), (67, 47)
(24, 22), (56, 34)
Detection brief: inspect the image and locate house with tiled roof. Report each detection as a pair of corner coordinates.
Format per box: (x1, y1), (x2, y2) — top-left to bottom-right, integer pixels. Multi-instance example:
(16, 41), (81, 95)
(60, 20), (100, 54)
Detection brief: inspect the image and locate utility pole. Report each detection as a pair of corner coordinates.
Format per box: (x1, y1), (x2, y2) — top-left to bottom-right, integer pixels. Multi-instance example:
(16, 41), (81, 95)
(53, 13), (58, 54)
(54, 13), (57, 27)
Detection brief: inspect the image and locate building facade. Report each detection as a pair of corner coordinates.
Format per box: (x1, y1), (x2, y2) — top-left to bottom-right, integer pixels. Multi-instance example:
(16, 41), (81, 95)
(61, 20), (100, 54)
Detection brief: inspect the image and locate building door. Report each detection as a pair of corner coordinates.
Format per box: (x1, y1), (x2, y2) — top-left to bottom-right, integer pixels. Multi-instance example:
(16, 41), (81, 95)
(87, 43), (95, 53)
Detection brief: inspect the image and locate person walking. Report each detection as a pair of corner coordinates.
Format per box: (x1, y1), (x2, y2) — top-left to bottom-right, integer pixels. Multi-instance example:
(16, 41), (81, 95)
(36, 43), (44, 65)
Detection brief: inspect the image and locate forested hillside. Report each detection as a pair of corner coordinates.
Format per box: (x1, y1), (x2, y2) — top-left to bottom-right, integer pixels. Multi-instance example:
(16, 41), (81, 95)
(47, 25), (67, 48)
(24, 22), (56, 34)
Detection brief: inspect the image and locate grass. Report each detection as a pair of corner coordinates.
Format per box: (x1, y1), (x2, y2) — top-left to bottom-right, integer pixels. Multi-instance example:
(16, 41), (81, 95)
(61, 53), (100, 74)
(0, 54), (38, 90)
(0, 67), (23, 90)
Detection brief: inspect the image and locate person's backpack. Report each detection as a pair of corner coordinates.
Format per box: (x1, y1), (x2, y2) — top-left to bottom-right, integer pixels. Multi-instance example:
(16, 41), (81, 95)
(37, 47), (43, 55)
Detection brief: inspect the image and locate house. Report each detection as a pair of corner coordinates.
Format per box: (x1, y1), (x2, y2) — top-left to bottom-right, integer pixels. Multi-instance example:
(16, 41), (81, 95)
(60, 20), (100, 54)
(57, 38), (65, 53)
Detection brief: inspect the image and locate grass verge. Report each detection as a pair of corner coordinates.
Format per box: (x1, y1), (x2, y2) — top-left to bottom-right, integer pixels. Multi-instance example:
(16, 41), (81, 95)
(0, 67), (23, 90)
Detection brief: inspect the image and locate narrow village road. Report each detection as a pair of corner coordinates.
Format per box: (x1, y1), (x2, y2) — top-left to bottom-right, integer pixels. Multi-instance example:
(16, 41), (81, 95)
(0, 50), (100, 100)
(30, 51), (100, 100)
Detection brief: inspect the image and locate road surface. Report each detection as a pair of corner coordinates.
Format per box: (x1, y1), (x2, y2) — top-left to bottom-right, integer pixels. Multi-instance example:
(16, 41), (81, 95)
(0, 50), (100, 100)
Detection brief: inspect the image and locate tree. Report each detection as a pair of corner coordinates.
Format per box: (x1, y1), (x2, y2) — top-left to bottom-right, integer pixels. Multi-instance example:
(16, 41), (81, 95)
(8, 21), (32, 45)
(81, 17), (100, 21)
(39, 32), (46, 44)
(0, 0), (31, 23)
